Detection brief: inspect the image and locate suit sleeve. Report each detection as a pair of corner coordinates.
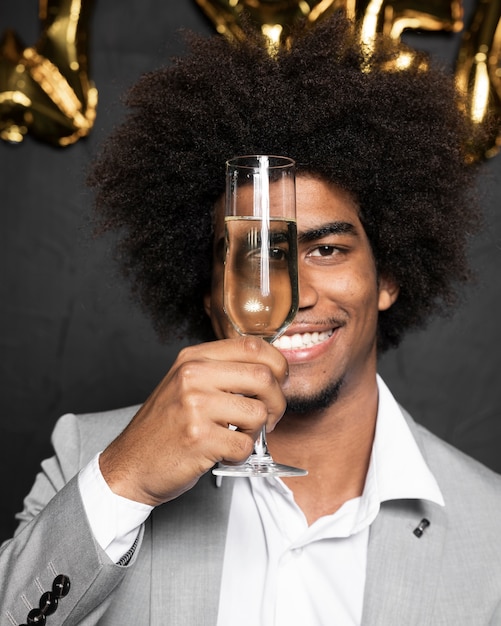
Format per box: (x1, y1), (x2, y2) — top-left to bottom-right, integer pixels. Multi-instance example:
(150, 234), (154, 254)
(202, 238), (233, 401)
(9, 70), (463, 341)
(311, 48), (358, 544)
(0, 413), (141, 625)
(490, 600), (501, 625)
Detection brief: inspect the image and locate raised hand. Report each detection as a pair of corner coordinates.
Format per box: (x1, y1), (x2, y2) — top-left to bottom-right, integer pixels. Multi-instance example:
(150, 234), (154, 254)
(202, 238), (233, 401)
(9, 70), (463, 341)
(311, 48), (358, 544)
(99, 336), (288, 506)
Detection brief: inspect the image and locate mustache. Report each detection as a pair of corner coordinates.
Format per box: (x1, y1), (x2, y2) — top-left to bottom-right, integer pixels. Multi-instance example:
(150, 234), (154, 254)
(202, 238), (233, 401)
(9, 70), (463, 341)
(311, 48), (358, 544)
(291, 316), (346, 328)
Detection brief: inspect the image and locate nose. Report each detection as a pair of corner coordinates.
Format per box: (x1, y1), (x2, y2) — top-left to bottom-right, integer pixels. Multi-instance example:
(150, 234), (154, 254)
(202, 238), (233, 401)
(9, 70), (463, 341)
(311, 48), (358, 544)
(297, 264), (318, 310)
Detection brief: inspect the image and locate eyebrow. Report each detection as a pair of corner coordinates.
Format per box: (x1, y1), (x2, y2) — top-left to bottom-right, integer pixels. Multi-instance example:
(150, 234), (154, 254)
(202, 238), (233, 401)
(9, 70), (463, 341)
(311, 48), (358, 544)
(298, 221), (358, 243)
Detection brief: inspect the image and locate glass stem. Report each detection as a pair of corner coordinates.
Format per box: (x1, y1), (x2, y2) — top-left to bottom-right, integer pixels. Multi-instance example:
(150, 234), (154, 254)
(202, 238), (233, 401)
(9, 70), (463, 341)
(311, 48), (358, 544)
(252, 426), (272, 462)
(250, 335), (276, 463)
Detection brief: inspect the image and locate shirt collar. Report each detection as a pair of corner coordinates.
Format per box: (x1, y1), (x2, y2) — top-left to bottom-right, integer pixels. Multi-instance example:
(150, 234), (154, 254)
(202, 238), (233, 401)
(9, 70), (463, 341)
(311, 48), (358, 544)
(249, 375), (444, 541)
(269, 375), (444, 508)
(370, 375), (444, 507)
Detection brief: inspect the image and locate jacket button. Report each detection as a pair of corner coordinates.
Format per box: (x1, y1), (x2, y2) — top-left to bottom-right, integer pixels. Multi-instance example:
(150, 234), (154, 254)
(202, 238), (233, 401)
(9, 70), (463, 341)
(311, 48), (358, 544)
(52, 574), (70, 598)
(26, 608), (46, 624)
(39, 590), (58, 615)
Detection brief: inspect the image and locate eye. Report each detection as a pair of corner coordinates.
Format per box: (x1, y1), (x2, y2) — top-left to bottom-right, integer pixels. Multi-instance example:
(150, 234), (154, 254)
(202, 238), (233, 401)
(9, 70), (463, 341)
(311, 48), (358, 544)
(249, 247), (288, 265)
(269, 247), (288, 261)
(244, 246), (288, 264)
(309, 245), (337, 257)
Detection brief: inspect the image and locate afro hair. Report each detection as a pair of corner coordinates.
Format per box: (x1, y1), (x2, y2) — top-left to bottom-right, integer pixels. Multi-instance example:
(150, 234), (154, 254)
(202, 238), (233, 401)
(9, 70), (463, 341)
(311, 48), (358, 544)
(88, 11), (481, 352)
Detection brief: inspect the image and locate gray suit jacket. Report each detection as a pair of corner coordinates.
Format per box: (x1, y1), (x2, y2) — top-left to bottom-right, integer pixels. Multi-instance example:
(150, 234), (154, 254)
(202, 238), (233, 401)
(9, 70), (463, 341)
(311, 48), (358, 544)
(2, 405), (501, 625)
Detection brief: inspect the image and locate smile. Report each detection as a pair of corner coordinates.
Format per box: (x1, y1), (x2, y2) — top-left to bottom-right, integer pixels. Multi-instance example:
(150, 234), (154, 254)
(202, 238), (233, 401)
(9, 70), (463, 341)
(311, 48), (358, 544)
(273, 330), (334, 350)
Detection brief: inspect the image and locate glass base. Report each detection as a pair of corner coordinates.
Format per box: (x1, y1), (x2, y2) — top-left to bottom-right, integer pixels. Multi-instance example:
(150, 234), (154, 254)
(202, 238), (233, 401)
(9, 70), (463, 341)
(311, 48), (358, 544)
(212, 457), (308, 477)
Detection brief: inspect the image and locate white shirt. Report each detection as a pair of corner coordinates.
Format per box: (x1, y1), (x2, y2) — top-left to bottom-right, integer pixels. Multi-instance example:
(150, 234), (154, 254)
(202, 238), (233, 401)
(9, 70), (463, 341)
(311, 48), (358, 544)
(79, 376), (444, 624)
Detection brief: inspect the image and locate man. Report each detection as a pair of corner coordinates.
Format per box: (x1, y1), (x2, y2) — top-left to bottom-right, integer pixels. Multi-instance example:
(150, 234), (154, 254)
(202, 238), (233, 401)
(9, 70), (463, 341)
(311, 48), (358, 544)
(2, 12), (501, 625)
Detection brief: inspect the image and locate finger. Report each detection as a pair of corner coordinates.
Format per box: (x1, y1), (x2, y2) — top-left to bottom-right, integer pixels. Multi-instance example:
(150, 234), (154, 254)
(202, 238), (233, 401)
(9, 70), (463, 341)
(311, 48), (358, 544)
(177, 336), (289, 385)
(213, 393), (270, 432)
(171, 358), (287, 427)
(174, 380), (280, 439)
(216, 428), (256, 464)
(217, 362), (286, 421)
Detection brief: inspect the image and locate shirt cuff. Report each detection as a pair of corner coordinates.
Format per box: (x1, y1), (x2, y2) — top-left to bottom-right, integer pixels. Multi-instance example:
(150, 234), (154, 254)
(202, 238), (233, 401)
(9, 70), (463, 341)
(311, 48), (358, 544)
(78, 452), (153, 564)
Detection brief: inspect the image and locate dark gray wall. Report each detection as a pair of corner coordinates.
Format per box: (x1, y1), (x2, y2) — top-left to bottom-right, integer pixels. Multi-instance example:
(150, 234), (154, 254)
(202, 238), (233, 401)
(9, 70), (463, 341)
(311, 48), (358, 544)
(1, 1), (500, 543)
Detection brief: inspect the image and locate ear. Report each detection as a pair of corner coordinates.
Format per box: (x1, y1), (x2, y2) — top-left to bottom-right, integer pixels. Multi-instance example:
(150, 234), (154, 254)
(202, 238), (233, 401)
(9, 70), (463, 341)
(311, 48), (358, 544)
(378, 275), (399, 312)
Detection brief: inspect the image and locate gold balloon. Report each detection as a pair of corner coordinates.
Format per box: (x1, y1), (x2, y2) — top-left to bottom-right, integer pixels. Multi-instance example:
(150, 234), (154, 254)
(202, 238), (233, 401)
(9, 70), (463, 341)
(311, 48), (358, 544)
(345, 0), (463, 73)
(354, 0), (463, 39)
(0, 0), (97, 146)
(195, 0), (501, 160)
(455, 0), (501, 160)
(194, 0), (349, 50)
(194, 0), (464, 49)
(354, 0), (462, 67)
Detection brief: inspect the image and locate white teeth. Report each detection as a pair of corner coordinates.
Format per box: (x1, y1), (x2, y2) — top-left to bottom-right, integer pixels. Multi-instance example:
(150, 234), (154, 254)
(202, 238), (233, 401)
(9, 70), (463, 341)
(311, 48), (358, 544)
(273, 330), (333, 350)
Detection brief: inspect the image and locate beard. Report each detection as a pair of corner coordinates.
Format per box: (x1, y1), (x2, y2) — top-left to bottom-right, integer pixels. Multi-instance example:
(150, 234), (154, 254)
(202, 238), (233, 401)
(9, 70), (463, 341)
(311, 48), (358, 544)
(285, 376), (344, 415)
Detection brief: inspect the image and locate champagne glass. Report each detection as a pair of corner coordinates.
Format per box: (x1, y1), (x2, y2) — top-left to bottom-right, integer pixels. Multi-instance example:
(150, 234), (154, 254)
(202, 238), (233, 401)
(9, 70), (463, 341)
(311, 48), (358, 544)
(213, 155), (308, 477)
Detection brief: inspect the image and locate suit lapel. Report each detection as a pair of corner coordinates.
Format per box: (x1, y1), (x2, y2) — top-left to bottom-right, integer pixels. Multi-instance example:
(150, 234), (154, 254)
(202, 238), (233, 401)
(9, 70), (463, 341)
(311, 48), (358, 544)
(362, 411), (449, 624)
(361, 495), (447, 624)
(150, 473), (234, 625)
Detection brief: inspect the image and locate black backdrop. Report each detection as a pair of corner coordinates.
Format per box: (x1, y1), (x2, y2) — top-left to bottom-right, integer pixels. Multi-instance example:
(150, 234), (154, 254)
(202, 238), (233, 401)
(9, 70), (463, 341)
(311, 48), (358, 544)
(1, 0), (500, 543)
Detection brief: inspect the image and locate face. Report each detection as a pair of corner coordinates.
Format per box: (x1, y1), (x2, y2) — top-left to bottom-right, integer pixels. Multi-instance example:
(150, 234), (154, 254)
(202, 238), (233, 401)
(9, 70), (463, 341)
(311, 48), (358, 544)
(204, 175), (398, 413)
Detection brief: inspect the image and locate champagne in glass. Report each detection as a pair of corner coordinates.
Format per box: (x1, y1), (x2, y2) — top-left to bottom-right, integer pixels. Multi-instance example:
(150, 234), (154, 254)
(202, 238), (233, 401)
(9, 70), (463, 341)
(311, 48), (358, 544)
(213, 155), (307, 477)
(224, 216), (298, 339)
